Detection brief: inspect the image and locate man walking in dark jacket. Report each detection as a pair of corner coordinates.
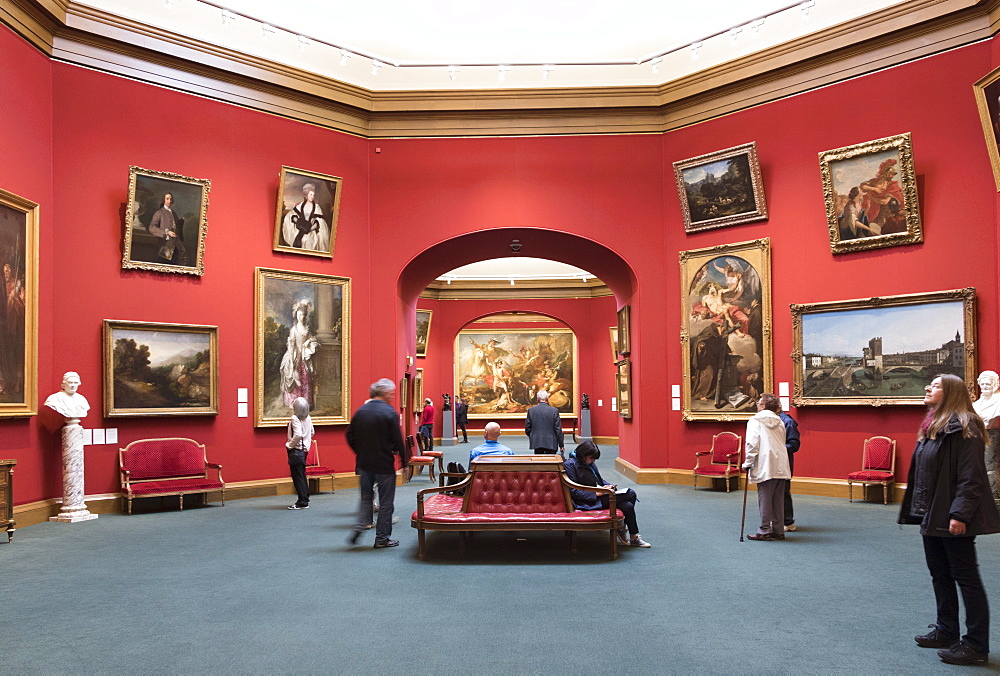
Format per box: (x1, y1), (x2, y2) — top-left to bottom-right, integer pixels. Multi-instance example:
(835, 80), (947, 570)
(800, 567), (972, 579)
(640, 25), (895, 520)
(346, 378), (405, 548)
(525, 390), (564, 455)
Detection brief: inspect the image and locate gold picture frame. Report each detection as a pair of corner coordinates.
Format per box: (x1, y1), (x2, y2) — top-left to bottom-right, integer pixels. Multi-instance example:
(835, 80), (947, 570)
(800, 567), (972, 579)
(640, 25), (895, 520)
(680, 238), (772, 422)
(273, 166), (342, 258)
(673, 142), (768, 233)
(0, 188), (38, 417)
(122, 166), (210, 275)
(616, 305), (631, 356)
(791, 288), (976, 406)
(615, 358), (632, 419)
(455, 329), (577, 419)
(255, 268), (351, 426)
(414, 368), (424, 410)
(102, 320), (219, 417)
(974, 66), (1000, 191)
(609, 326), (619, 364)
(818, 133), (922, 254)
(415, 309), (432, 358)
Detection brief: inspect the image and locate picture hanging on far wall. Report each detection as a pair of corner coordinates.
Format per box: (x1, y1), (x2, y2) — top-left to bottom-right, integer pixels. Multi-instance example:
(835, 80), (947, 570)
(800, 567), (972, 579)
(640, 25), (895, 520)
(609, 327), (619, 364)
(790, 288), (976, 407)
(415, 309), (432, 357)
(616, 305), (631, 356)
(0, 188), (37, 417)
(122, 166), (210, 276)
(615, 358), (632, 419)
(273, 166), (342, 258)
(818, 133), (922, 254)
(679, 238), (772, 422)
(455, 330), (576, 419)
(673, 142), (768, 233)
(255, 268), (351, 426)
(102, 320), (219, 417)
(973, 66), (1000, 191)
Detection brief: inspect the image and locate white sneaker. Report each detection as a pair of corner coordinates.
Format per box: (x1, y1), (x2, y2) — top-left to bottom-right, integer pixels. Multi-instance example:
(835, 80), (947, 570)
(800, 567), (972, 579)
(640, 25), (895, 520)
(630, 535), (651, 548)
(616, 527), (629, 545)
(785, 523), (797, 532)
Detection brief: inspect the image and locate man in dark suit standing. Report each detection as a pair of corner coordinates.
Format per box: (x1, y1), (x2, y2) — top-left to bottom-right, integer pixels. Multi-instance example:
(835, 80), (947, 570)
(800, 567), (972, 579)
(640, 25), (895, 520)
(525, 390), (564, 455)
(346, 378), (405, 549)
(456, 397), (469, 443)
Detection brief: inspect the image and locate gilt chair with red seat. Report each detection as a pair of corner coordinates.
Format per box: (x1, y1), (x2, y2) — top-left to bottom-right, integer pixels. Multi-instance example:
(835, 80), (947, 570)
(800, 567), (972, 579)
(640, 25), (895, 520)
(406, 434), (437, 482)
(847, 435), (897, 504)
(304, 441), (335, 493)
(693, 431), (743, 492)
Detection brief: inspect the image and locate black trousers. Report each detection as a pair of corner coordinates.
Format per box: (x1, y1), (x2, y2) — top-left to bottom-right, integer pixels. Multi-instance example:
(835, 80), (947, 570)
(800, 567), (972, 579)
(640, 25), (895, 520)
(600, 489), (639, 536)
(533, 447), (557, 455)
(783, 453), (795, 526)
(458, 423), (467, 441)
(923, 534), (990, 653)
(288, 452), (309, 507)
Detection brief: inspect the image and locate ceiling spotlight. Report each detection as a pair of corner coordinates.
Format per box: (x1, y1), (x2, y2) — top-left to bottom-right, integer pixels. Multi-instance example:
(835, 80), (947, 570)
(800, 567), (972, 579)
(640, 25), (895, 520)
(509, 278), (515, 286)
(371, 60), (383, 75)
(164, 0), (174, 8)
(261, 23), (275, 40)
(750, 18), (765, 37)
(728, 26), (742, 45)
(498, 65), (510, 82)
(448, 66), (460, 81)
(799, 0), (815, 19)
(339, 49), (351, 66)
(542, 65), (555, 80)
(690, 42), (703, 60)
(650, 57), (662, 74)
(509, 239), (522, 253)
(221, 9), (236, 26)
(297, 35), (310, 51)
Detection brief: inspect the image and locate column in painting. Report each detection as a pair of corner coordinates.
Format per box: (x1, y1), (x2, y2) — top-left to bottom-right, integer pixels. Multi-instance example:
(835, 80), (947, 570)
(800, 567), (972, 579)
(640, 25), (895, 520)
(312, 284), (342, 416)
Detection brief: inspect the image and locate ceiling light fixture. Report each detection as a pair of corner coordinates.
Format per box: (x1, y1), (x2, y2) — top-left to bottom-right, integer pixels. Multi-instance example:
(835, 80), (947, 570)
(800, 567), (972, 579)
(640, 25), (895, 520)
(339, 49), (351, 66)
(371, 60), (383, 75)
(164, 0), (174, 8)
(542, 65), (555, 80)
(297, 35), (310, 51)
(799, 0), (815, 19)
(221, 9), (235, 25)
(651, 57), (662, 74)
(750, 18), (766, 37)
(448, 66), (460, 80)
(690, 42), (703, 60)
(261, 23), (275, 40)
(498, 65), (510, 82)
(728, 26), (742, 45)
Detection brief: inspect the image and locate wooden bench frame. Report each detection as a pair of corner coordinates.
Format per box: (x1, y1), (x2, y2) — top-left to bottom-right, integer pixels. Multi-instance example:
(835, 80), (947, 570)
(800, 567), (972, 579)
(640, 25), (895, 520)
(411, 456), (621, 560)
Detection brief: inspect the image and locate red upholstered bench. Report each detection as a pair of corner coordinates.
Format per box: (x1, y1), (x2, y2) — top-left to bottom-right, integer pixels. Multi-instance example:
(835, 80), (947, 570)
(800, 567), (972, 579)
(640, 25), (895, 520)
(119, 438), (224, 515)
(411, 456), (622, 560)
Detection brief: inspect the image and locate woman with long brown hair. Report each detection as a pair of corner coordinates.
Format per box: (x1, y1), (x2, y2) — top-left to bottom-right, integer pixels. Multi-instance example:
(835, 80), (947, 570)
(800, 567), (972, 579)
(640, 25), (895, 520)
(900, 374), (1000, 666)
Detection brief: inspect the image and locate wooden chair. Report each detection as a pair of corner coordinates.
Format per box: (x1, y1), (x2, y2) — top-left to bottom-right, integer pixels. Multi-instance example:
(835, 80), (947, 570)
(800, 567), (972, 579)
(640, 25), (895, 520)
(847, 436), (897, 504)
(693, 431), (743, 492)
(406, 435), (437, 482)
(304, 441), (335, 493)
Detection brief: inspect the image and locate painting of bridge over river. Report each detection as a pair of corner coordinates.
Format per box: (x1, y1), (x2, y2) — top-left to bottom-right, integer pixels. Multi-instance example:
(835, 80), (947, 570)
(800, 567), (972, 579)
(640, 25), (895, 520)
(791, 289), (976, 406)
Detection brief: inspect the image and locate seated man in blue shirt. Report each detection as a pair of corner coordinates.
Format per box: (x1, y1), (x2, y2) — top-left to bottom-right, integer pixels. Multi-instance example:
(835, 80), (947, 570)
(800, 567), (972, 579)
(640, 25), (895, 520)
(469, 422), (514, 464)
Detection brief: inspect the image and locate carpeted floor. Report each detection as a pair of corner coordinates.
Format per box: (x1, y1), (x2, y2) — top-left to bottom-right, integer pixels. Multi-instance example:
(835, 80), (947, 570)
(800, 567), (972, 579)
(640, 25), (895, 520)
(4, 437), (999, 674)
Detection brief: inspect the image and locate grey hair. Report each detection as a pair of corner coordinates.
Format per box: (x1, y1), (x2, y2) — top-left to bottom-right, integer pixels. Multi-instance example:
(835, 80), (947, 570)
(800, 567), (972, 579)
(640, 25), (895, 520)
(369, 378), (395, 398)
(484, 422), (501, 440)
(292, 397), (310, 420)
(536, 390), (549, 402)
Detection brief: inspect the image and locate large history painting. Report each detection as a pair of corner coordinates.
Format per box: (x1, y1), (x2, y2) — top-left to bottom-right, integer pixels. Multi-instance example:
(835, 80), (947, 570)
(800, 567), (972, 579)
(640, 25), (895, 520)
(102, 320), (219, 417)
(455, 330), (576, 419)
(791, 288), (976, 406)
(680, 238), (772, 422)
(255, 268), (351, 426)
(0, 188), (37, 417)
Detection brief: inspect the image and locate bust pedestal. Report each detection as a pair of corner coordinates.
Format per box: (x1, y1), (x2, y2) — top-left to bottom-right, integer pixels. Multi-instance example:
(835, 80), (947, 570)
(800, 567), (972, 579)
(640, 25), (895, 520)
(49, 417), (97, 523)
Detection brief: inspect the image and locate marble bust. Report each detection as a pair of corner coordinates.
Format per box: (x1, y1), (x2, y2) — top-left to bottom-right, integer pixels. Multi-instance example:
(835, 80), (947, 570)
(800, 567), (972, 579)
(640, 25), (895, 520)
(44, 371), (90, 419)
(974, 370), (1000, 425)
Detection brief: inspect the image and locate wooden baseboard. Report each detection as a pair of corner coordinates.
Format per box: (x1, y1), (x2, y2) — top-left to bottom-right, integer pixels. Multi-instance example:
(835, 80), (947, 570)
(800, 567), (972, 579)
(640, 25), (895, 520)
(613, 457), (905, 502)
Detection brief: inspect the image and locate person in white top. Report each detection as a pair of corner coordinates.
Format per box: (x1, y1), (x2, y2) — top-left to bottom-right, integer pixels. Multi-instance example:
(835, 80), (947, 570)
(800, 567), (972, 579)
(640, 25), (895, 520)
(286, 396), (314, 510)
(742, 393), (791, 541)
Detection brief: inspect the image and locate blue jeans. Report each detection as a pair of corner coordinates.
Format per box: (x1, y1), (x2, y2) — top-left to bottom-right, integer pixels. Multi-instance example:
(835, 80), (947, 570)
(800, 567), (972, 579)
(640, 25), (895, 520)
(356, 469), (396, 542)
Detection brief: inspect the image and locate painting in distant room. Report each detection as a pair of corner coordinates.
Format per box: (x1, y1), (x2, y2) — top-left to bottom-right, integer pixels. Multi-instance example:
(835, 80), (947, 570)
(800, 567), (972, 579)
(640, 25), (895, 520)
(455, 330), (575, 419)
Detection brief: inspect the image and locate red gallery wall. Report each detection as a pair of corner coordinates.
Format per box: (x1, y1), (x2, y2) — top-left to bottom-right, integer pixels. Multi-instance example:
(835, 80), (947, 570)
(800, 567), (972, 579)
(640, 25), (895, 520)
(2, 19), (998, 506)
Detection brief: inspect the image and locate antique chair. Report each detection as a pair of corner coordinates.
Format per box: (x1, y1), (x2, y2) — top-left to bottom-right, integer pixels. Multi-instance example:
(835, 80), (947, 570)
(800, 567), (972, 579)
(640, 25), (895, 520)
(406, 435), (437, 482)
(304, 441), (335, 493)
(693, 431), (743, 492)
(847, 436), (897, 504)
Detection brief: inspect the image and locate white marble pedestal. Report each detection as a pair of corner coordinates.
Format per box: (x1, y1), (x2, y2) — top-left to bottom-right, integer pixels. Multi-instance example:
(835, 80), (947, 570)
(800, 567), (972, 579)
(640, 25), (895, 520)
(49, 417), (98, 523)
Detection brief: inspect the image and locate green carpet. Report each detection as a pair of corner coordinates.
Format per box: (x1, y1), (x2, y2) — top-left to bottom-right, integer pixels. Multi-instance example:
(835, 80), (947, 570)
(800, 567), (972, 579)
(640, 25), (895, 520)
(4, 438), (998, 674)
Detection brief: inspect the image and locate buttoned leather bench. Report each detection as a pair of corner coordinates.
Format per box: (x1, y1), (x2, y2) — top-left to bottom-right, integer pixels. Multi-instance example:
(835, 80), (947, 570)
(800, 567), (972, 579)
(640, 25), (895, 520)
(119, 437), (224, 515)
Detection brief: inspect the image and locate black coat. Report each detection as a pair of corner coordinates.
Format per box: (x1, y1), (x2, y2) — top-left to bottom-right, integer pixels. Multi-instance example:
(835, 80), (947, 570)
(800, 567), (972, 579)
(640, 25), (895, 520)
(899, 416), (1000, 537)
(563, 456), (606, 510)
(456, 402), (468, 425)
(345, 399), (405, 474)
(525, 403), (563, 450)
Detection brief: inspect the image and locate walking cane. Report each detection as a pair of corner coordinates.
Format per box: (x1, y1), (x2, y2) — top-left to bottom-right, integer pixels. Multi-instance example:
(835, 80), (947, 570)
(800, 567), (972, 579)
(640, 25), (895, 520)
(739, 466), (750, 542)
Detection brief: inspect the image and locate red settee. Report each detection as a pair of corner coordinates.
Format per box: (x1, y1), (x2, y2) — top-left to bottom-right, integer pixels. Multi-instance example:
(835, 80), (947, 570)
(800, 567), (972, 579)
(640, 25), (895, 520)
(119, 438), (225, 515)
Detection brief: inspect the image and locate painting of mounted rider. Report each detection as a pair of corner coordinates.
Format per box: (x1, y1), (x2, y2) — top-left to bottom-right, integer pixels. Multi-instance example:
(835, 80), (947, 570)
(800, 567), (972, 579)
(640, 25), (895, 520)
(679, 238), (773, 422)
(455, 330), (576, 419)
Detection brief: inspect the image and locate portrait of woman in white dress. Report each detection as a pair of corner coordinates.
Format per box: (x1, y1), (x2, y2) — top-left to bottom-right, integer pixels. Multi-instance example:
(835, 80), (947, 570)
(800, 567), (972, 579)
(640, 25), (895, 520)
(280, 299), (320, 408)
(274, 167), (342, 258)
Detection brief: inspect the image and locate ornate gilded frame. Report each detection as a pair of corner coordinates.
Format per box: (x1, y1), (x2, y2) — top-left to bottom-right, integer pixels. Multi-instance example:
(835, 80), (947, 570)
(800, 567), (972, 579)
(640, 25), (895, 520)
(102, 320), (219, 417)
(818, 133), (922, 254)
(0, 188), (38, 417)
(455, 329), (578, 420)
(673, 142), (767, 233)
(616, 305), (631, 356)
(415, 309), (432, 358)
(122, 166), (210, 275)
(414, 368), (424, 410)
(974, 67), (1000, 191)
(609, 327), (619, 364)
(791, 288), (976, 406)
(255, 268), (351, 426)
(615, 358), (632, 419)
(273, 166), (342, 258)
(679, 238), (772, 422)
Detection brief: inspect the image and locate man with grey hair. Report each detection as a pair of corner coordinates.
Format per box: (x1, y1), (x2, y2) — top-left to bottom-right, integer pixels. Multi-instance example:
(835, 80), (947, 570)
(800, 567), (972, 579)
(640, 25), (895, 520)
(525, 389), (563, 455)
(346, 378), (405, 548)
(469, 422), (514, 464)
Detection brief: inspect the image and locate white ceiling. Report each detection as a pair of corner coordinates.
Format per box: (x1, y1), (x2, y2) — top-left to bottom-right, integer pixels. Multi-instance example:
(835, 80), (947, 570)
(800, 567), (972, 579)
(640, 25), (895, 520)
(80, 0), (907, 90)
(438, 257), (592, 282)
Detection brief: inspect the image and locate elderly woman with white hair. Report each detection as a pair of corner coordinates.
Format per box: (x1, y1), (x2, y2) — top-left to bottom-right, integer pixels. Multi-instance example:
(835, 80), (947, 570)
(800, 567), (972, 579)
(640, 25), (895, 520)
(285, 396), (314, 510)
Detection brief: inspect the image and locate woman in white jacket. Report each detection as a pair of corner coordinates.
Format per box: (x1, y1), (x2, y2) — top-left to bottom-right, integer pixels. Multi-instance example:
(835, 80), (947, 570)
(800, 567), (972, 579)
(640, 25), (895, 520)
(742, 393), (792, 540)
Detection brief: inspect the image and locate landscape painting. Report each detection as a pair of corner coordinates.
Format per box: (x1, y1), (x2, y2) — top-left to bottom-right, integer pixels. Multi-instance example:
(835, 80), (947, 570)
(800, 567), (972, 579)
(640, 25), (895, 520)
(455, 330), (576, 419)
(673, 142), (767, 232)
(103, 320), (218, 417)
(791, 288), (976, 406)
(415, 309), (432, 357)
